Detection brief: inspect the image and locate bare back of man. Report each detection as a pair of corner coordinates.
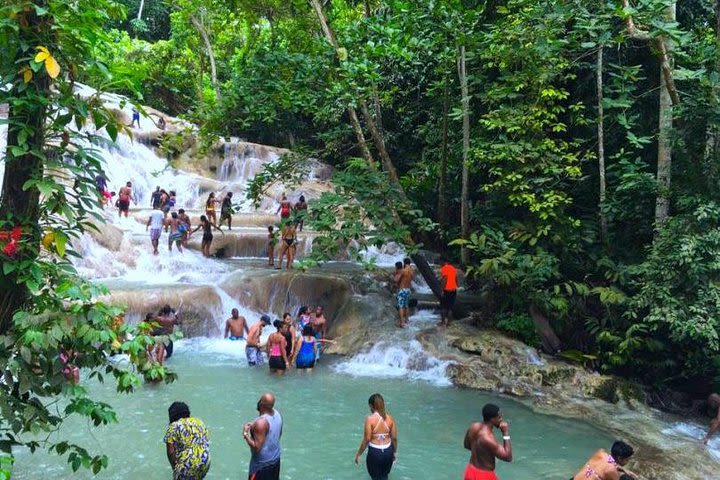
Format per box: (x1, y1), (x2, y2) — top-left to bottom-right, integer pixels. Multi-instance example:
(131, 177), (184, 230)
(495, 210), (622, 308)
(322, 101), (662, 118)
(463, 404), (512, 480)
(399, 265), (414, 289)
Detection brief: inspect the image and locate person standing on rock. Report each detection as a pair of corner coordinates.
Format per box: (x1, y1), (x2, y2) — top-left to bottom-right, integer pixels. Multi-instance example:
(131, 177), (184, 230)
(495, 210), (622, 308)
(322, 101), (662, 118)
(276, 222), (297, 270)
(439, 258), (458, 327)
(463, 403), (512, 480)
(276, 194), (293, 221)
(219, 192), (234, 230)
(294, 195), (308, 232)
(166, 211), (185, 253)
(117, 181), (135, 218)
(205, 192), (219, 226)
(224, 308), (249, 340)
(131, 108), (141, 128)
(189, 215), (224, 257)
(146, 205), (165, 255)
(246, 315), (271, 366)
(177, 209), (191, 247)
(396, 258), (414, 328)
(703, 392), (720, 445)
(243, 392), (283, 480)
(151, 186), (163, 209)
(267, 226), (277, 267)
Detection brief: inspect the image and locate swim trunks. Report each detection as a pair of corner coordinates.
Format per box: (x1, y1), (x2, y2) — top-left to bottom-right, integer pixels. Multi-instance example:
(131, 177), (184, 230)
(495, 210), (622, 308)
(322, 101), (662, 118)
(169, 232), (182, 243)
(118, 199), (130, 212)
(464, 464), (499, 480)
(229, 336), (244, 341)
(246, 345), (264, 366)
(150, 228), (161, 241)
(396, 288), (411, 309)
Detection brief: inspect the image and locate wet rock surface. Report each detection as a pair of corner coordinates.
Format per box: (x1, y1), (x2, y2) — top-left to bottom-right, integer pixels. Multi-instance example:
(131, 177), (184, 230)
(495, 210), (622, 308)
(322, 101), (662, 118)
(416, 320), (716, 480)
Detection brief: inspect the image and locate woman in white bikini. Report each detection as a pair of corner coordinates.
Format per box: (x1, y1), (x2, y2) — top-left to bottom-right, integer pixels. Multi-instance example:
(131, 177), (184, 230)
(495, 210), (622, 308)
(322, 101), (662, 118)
(355, 393), (398, 480)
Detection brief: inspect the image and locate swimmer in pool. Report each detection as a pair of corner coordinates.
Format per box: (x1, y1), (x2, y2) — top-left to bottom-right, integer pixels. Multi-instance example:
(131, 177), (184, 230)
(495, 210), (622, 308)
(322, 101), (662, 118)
(224, 308), (249, 340)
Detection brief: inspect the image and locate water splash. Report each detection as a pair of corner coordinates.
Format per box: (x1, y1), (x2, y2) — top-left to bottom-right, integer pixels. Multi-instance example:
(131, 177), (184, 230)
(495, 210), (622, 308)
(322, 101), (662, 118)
(662, 422), (720, 461)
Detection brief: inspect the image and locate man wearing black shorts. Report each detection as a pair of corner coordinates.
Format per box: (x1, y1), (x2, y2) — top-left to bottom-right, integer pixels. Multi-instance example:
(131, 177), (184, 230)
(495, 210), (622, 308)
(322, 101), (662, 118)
(439, 258), (458, 327)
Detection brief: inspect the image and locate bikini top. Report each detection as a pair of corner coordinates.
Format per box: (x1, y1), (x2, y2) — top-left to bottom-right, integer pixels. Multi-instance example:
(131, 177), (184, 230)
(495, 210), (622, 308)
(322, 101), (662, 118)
(371, 412), (390, 442)
(584, 454), (616, 480)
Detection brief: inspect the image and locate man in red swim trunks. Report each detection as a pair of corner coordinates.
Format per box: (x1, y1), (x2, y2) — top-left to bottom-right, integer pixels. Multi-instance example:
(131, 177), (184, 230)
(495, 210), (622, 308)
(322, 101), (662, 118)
(463, 403), (513, 480)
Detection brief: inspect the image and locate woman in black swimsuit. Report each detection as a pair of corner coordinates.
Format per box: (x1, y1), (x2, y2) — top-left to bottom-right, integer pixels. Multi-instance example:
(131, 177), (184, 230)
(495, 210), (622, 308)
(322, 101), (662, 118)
(190, 215), (223, 257)
(282, 312), (295, 360)
(276, 223), (297, 270)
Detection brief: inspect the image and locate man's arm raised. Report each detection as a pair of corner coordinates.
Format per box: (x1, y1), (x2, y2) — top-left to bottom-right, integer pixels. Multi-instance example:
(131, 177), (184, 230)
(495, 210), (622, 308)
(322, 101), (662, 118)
(489, 421), (512, 462)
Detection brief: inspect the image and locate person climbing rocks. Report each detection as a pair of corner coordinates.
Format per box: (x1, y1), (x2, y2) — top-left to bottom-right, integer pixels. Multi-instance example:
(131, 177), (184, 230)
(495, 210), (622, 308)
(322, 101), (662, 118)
(205, 192), (219, 226)
(117, 181), (135, 218)
(225, 308), (249, 341)
(151, 186), (162, 209)
(131, 108), (141, 128)
(177, 208), (191, 247)
(219, 192), (234, 230)
(703, 393), (720, 445)
(189, 215), (224, 257)
(267, 226), (277, 267)
(396, 258), (414, 328)
(155, 303), (181, 360)
(246, 315), (271, 366)
(439, 257), (458, 327)
(276, 222), (296, 270)
(294, 195), (308, 232)
(146, 205), (165, 255)
(571, 441), (638, 480)
(276, 194), (293, 221)
(463, 403), (513, 480)
(166, 211), (184, 253)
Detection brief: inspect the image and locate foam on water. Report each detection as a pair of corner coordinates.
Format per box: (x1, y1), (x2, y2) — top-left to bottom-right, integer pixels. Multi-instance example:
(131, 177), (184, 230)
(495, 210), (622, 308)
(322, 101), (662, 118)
(662, 422), (720, 461)
(333, 309), (452, 387)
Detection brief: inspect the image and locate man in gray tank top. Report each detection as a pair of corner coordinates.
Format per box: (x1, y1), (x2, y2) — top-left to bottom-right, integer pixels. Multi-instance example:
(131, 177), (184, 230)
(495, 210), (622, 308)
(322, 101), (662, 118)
(243, 392), (283, 480)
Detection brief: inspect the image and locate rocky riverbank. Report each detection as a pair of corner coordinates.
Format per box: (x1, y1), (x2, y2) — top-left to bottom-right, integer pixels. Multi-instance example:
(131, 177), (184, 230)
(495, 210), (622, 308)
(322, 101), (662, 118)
(413, 319), (716, 480)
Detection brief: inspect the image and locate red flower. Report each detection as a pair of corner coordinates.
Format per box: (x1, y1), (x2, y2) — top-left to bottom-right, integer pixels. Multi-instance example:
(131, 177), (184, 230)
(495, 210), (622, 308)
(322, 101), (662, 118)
(10, 227), (22, 241)
(2, 240), (18, 256)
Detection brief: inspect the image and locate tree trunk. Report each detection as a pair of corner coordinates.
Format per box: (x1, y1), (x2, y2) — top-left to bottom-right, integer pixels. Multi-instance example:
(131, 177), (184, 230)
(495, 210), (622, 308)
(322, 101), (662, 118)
(597, 45), (608, 243)
(309, 0), (461, 316)
(529, 304), (562, 354)
(704, 0), (720, 185)
(437, 76), (450, 227)
(308, 0), (374, 167)
(190, 14), (221, 102)
(457, 45), (471, 265)
(137, 0), (145, 21)
(655, 3), (676, 227)
(0, 10), (50, 334)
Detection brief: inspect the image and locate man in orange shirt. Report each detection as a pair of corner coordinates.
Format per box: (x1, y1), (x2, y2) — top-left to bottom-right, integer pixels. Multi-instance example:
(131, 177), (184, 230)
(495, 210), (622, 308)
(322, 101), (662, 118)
(439, 258), (458, 327)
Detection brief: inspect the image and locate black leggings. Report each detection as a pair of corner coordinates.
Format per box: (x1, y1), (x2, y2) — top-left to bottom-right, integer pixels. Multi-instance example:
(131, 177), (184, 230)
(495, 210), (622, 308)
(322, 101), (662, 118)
(366, 444), (394, 480)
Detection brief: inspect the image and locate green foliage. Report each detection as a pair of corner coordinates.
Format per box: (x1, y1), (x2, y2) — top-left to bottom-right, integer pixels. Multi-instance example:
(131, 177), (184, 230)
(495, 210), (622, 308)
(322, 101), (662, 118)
(0, 0), (176, 476)
(495, 313), (542, 348)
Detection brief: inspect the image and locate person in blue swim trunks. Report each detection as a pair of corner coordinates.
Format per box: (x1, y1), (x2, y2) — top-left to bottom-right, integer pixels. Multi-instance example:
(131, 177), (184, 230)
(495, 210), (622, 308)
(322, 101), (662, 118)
(224, 308), (249, 340)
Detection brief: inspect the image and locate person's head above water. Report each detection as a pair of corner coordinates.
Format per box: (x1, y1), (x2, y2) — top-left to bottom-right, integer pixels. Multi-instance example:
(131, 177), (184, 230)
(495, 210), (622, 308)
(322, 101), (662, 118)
(403, 257), (411, 266)
(482, 403), (502, 425)
(178, 208), (185, 215)
(368, 393), (387, 418)
(168, 401), (190, 424)
(302, 324), (313, 337)
(395, 261), (403, 270)
(231, 308), (239, 319)
(260, 314), (271, 326)
(257, 392), (275, 414)
(126, 181), (132, 187)
(283, 312), (292, 323)
(610, 440), (634, 465)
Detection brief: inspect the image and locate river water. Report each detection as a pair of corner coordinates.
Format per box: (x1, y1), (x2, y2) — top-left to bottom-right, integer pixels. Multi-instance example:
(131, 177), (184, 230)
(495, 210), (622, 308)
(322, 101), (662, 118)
(13, 334), (613, 480)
